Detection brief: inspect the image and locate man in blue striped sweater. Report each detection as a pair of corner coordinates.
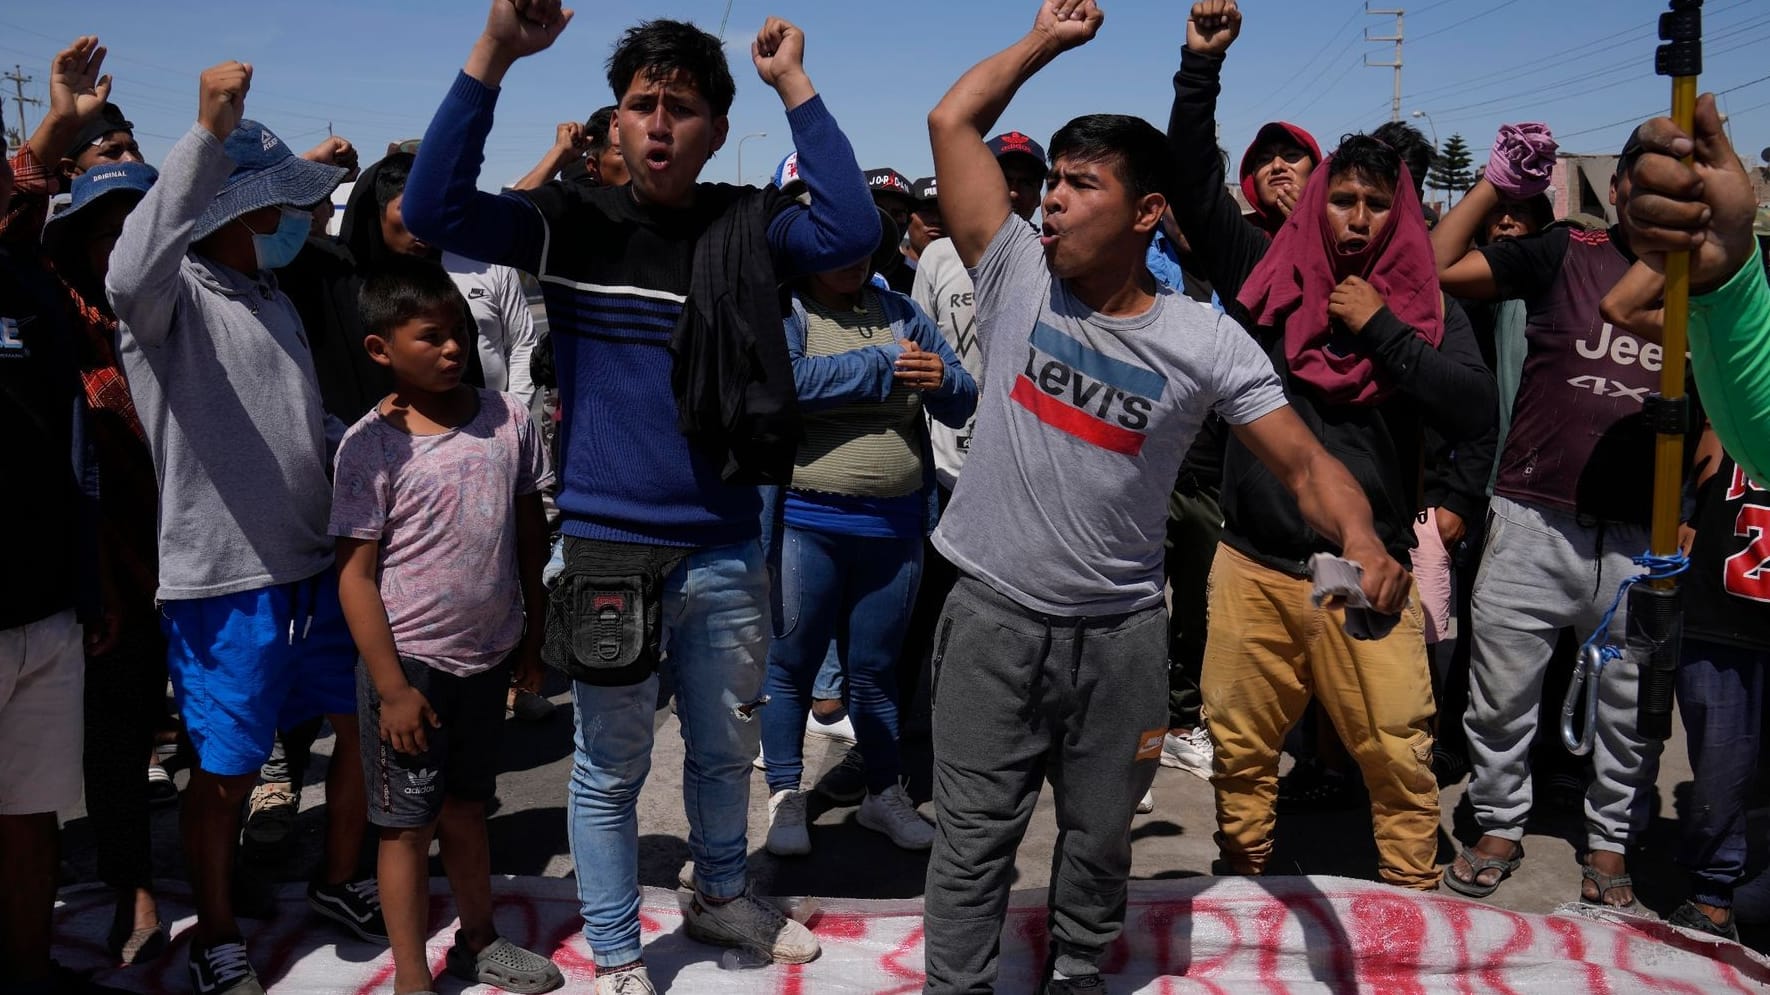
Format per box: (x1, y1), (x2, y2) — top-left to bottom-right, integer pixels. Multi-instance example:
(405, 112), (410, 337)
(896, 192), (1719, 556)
(401, 1), (878, 988)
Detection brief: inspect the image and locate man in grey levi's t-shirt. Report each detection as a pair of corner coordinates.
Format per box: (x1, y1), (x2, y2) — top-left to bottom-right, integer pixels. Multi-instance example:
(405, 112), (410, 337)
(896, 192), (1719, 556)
(932, 217), (1284, 615)
(919, 7), (1412, 993)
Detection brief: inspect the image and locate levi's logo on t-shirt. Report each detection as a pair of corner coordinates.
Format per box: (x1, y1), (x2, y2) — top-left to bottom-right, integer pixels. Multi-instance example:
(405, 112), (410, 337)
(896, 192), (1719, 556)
(1011, 322), (1162, 456)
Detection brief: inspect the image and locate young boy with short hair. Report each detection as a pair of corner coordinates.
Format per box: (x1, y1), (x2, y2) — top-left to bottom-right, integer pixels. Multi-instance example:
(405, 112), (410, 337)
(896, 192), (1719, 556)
(332, 256), (560, 995)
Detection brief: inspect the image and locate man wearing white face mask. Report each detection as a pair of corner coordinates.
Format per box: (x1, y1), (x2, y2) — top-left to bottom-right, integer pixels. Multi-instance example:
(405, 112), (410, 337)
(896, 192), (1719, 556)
(108, 62), (381, 995)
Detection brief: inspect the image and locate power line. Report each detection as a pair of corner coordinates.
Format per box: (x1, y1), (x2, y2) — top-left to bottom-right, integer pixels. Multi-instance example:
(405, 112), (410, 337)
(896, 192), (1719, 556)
(1554, 72), (1770, 142)
(1411, 0), (1528, 44)
(1431, 24), (1770, 126)
(1241, 1), (1365, 123)
(0, 18), (425, 131)
(1305, 0), (1756, 142)
(1406, 0), (1751, 104)
(1405, 0), (1462, 17)
(2, 64), (40, 141)
(1290, 59), (1367, 127)
(1270, 33), (1365, 121)
(1320, 2), (1761, 141)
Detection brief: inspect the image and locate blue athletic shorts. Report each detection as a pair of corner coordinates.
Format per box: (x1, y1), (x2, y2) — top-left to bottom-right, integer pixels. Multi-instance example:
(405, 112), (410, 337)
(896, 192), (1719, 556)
(162, 569), (358, 776)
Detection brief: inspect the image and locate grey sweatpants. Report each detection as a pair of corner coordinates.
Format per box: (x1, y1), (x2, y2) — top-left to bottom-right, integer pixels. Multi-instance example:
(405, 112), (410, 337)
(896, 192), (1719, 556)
(923, 575), (1168, 994)
(1465, 495), (1664, 853)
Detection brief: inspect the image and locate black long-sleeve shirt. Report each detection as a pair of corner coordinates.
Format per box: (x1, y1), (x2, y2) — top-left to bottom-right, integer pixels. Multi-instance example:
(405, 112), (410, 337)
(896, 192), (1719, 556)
(1166, 49), (1497, 571)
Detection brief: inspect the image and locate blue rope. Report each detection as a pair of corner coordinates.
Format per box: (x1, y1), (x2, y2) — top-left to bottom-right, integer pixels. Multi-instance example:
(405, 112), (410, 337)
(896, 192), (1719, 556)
(1577, 550), (1691, 671)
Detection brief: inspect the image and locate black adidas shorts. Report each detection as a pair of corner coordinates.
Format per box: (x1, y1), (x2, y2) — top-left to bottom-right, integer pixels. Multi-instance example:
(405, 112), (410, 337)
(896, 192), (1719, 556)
(357, 655), (511, 829)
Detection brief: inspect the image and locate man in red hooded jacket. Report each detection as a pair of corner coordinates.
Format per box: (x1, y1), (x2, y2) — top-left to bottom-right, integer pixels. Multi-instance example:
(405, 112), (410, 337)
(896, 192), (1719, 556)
(1169, 1), (1321, 247)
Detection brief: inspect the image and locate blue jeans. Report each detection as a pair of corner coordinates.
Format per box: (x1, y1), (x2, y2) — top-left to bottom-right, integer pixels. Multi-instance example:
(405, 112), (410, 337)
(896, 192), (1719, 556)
(763, 525), (921, 795)
(813, 642), (844, 702)
(567, 540), (769, 967)
(1677, 637), (1767, 909)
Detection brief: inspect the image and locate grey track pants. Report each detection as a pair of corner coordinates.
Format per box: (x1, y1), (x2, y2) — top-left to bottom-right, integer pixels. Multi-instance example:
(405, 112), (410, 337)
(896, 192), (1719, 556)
(1465, 495), (1664, 853)
(922, 574), (1168, 994)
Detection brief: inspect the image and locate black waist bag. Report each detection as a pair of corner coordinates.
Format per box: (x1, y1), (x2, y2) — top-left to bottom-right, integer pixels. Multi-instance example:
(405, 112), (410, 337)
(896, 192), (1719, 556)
(544, 536), (692, 687)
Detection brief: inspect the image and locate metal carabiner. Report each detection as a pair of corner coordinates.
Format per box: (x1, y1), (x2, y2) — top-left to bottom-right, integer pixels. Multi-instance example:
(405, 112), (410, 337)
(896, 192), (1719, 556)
(1560, 643), (1606, 756)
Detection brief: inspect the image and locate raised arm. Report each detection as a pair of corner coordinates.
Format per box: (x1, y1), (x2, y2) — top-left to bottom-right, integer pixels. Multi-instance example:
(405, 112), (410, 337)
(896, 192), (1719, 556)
(757, 18), (880, 274)
(1232, 407), (1412, 613)
(927, 0), (1101, 267)
(106, 62), (249, 347)
(1166, 1), (1268, 298)
(27, 36), (112, 183)
(401, 0), (571, 271)
(510, 121), (586, 192)
(1431, 177), (1505, 299)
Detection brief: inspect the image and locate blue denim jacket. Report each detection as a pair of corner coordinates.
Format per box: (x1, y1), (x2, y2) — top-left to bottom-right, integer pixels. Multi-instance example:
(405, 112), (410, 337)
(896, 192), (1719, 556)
(760, 285), (978, 570)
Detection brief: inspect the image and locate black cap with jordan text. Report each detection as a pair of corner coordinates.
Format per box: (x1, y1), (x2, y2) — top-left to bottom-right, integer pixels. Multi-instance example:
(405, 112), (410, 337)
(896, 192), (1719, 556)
(866, 167), (915, 203)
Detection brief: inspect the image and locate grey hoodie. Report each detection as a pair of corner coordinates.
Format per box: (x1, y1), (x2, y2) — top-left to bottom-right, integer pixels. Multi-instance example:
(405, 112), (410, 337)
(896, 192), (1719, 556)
(109, 124), (336, 600)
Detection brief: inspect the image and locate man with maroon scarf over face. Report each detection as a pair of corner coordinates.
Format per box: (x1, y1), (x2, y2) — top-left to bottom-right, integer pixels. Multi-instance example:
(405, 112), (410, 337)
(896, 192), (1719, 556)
(1195, 133), (1496, 890)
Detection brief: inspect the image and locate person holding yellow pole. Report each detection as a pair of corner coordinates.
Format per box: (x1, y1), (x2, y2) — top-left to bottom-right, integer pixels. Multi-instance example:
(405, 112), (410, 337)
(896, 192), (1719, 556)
(1619, 92), (1770, 488)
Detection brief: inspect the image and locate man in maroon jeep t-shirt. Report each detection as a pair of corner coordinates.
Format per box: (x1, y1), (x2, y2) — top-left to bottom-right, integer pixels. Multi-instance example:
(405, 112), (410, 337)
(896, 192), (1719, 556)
(1430, 129), (1664, 910)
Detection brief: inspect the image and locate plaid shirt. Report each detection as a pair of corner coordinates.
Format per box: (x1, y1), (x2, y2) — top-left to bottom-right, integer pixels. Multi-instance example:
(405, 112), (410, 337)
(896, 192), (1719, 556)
(1, 144), (54, 249)
(5, 145), (160, 617)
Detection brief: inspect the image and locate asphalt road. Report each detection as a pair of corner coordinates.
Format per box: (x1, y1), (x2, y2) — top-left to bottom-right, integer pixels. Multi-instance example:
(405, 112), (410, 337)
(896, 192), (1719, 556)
(57, 655), (1770, 961)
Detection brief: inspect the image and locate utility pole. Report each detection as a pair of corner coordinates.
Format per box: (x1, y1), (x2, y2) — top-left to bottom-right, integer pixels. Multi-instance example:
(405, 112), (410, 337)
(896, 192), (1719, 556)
(3, 65), (42, 148)
(1365, 6), (1404, 123)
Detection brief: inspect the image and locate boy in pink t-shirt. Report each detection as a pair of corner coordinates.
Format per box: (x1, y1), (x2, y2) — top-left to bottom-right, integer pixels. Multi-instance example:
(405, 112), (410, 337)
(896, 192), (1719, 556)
(331, 257), (560, 995)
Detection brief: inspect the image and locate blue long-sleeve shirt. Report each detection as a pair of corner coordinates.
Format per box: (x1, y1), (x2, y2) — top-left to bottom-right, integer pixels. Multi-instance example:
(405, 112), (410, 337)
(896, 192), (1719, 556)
(402, 72), (879, 547)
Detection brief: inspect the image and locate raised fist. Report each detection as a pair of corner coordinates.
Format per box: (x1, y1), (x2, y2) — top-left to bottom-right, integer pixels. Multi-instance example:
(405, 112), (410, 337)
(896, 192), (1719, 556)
(752, 17), (807, 88)
(1187, 0), (1242, 57)
(482, 0), (574, 61)
(198, 60), (252, 142)
(553, 120), (587, 154)
(1034, 0), (1105, 53)
(303, 136), (359, 181)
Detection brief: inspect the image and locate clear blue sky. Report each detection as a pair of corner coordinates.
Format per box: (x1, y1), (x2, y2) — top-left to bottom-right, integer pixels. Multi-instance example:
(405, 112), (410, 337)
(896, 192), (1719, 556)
(5, 0), (1768, 191)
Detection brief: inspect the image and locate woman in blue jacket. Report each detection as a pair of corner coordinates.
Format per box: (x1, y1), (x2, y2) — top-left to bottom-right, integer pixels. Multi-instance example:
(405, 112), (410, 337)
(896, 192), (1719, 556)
(760, 214), (977, 856)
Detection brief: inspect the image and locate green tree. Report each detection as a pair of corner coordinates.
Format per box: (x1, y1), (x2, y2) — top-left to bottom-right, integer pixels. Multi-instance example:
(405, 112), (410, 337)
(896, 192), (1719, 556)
(1428, 133), (1475, 204)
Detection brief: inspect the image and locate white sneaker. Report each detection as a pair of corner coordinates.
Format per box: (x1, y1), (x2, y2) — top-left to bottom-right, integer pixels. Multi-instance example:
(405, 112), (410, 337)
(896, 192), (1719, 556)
(857, 783), (934, 850)
(752, 744), (766, 771)
(806, 709), (857, 745)
(766, 789), (811, 856)
(595, 964), (656, 994)
(685, 891), (820, 964)
(1161, 727), (1213, 780)
(1136, 788), (1156, 814)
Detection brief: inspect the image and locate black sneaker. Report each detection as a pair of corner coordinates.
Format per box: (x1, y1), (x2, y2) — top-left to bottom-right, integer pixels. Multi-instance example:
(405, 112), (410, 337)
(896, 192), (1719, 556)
(308, 878), (388, 943)
(1668, 900), (1740, 942)
(813, 747), (866, 804)
(188, 940), (264, 995)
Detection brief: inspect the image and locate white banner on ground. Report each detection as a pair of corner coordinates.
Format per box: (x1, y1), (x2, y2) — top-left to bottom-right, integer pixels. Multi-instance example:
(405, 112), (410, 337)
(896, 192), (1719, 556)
(55, 875), (1769, 993)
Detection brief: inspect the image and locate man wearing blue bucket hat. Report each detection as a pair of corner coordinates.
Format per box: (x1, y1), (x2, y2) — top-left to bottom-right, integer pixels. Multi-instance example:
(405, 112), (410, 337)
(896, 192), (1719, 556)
(107, 61), (379, 995)
(39, 159), (184, 969)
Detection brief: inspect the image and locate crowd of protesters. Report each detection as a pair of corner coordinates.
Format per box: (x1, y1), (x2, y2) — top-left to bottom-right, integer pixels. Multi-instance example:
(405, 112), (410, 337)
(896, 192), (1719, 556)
(4, 0), (1769, 993)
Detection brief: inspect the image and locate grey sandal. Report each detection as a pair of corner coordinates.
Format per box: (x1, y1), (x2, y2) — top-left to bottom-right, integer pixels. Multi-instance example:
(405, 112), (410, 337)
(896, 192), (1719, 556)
(1580, 863), (1642, 913)
(1444, 842), (1523, 898)
(446, 934), (565, 994)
